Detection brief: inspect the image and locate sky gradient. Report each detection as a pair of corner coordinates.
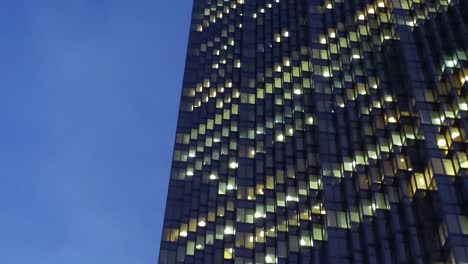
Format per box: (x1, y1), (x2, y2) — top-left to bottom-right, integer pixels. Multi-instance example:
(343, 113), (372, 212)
(0, 1), (192, 263)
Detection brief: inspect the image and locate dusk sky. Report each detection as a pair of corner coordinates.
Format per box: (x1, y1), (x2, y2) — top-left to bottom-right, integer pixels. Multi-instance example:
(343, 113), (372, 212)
(0, 1), (192, 263)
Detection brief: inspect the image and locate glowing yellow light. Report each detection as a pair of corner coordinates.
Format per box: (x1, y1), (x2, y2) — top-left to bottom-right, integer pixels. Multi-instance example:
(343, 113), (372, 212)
(368, 8), (375, 14)
(227, 184), (235, 190)
(265, 255), (274, 263)
(451, 131), (460, 139)
(229, 162), (238, 169)
(258, 188), (264, 195)
(358, 14), (365, 20)
(437, 138), (447, 147)
(277, 134), (284, 141)
(378, 1), (385, 7)
(320, 37), (327, 44)
(300, 239), (307, 246)
(180, 231), (187, 237)
(326, 3), (332, 9)
(446, 60), (457, 68)
(460, 102), (468, 111)
(187, 171), (194, 176)
(388, 116), (396, 123)
(294, 89), (302, 95)
(275, 34), (281, 42)
(224, 227), (234, 234)
(210, 174), (217, 180)
(198, 220), (206, 227)
(352, 54), (360, 59)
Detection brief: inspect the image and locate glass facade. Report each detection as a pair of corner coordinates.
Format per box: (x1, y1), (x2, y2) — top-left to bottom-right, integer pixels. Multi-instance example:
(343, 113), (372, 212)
(160, 0), (468, 263)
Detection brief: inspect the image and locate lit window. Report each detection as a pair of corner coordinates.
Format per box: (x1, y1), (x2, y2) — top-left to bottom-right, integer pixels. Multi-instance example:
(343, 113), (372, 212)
(445, 58), (457, 68)
(224, 226), (235, 235)
(224, 248), (233, 259)
(459, 102), (468, 111)
(451, 129), (460, 139)
(437, 136), (447, 149)
(255, 211), (265, 218)
(265, 255), (275, 263)
(276, 134), (284, 141)
(274, 33), (281, 42)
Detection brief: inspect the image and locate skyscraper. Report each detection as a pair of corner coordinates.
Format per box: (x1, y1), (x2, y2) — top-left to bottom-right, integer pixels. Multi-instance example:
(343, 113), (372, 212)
(159, 0), (468, 262)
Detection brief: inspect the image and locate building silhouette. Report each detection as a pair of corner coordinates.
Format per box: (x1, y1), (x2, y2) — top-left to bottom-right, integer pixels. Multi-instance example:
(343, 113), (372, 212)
(160, 0), (468, 263)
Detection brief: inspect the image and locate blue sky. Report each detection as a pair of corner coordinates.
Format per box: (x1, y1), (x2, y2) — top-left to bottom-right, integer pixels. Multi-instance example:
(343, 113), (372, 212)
(0, 1), (191, 263)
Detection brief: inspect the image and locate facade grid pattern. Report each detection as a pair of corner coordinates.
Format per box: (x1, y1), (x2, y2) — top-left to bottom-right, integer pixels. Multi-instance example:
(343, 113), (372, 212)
(160, 0), (468, 263)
